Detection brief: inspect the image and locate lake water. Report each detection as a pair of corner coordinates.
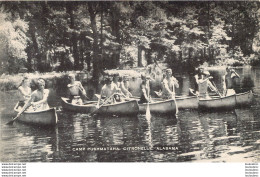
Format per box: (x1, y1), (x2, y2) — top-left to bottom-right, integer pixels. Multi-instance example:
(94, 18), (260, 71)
(0, 67), (260, 162)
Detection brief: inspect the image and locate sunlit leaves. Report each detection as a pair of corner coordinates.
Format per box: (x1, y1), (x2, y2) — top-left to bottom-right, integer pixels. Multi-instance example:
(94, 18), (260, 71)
(0, 12), (28, 60)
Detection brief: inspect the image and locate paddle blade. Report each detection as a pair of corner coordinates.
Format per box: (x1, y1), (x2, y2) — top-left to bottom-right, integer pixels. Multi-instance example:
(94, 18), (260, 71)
(6, 117), (17, 125)
(146, 103), (151, 120)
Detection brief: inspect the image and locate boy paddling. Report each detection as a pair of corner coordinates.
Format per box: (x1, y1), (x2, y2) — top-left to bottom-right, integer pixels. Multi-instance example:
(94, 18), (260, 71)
(161, 69), (179, 99)
(197, 71), (218, 99)
(222, 66), (240, 96)
(67, 74), (88, 105)
(17, 78), (50, 117)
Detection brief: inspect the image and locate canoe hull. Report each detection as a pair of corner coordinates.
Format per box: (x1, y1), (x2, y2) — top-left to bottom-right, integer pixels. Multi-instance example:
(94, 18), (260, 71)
(235, 91), (254, 108)
(14, 105), (58, 126)
(139, 99), (176, 114)
(98, 100), (139, 116)
(176, 96), (198, 109)
(61, 97), (96, 113)
(199, 95), (236, 111)
(61, 97), (139, 116)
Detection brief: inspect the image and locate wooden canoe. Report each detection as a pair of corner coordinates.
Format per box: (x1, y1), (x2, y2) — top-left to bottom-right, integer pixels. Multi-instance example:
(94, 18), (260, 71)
(176, 91), (254, 110)
(61, 97), (96, 113)
(14, 102), (58, 126)
(138, 99), (177, 114)
(235, 91), (254, 108)
(61, 97), (139, 116)
(176, 96), (199, 109)
(139, 90), (254, 111)
(198, 94), (236, 110)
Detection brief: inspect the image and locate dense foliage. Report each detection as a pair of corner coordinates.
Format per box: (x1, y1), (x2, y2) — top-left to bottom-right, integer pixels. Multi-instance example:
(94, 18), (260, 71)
(0, 1), (259, 77)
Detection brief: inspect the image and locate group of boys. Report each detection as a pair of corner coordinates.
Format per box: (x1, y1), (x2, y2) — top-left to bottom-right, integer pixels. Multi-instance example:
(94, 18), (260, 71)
(67, 66), (240, 106)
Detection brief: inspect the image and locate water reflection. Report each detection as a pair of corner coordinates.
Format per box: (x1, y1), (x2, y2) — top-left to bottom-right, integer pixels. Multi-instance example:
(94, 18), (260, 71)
(0, 67), (260, 162)
(1, 122), (58, 162)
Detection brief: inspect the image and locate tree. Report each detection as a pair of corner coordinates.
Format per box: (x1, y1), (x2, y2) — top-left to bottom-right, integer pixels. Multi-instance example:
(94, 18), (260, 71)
(0, 11), (28, 73)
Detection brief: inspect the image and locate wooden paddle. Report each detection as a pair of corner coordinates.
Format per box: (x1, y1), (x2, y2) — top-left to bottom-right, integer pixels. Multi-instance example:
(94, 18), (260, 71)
(6, 104), (30, 125)
(146, 88), (151, 119)
(212, 81), (223, 98)
(189, 88), (197, 96)
(89, 93), (116, 116)
(83, 101), (98, 105)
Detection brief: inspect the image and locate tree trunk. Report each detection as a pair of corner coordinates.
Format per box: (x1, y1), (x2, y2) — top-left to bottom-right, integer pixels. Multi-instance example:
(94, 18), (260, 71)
(40, 1), (50, 72)
(88, 2), (100, 85)
(67, 3), (80, 70)
(28, 24), (41, 71)
(110, 5), (121, 68)
(138, 46), (142, 67)
(80, 39), (84, 70)
(100, 2), (104, 57)
(25, 47), (32, 72)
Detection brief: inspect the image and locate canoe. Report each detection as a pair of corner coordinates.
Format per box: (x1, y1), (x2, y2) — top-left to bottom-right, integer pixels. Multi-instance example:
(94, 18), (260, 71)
(235, 91), (254, 107)
(138, 99), (177, 114)
(61, 97), (139, 116)
(14, 102), (58, 126)
(176, 96), (198, 109)
(61, 97), (96, 113)
(176, 91), (254, 110)
(198, 94), (236, 110)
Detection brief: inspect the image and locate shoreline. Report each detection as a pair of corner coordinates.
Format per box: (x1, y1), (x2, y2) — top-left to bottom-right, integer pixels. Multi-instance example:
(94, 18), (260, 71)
(0, 65), (256, 92)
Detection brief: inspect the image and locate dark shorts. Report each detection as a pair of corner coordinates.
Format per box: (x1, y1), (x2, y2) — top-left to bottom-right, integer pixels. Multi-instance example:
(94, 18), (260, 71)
(138, 94), (148, 104)
(18, 101), (25, 108)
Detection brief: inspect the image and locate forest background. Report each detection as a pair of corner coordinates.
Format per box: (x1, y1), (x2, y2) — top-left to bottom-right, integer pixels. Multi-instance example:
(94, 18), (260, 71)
(0, 1), (259, 89)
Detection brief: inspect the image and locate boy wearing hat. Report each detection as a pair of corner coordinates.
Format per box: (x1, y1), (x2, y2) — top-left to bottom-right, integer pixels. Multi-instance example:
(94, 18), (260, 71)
(222, 66), (240, 96)
(198, 71), (218, 99)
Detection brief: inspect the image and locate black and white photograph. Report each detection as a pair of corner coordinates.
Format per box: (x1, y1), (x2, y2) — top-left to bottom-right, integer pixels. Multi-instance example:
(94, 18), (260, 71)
(0, 0), (259, 170)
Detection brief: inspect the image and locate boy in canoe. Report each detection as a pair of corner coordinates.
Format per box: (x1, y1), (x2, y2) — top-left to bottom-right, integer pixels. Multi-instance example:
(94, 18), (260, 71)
(198, 71), (218, 99)
(139, 74), (152, 103)
(222, 66), (240, 96)
(161, 68), (179, 99)
(112, 73), (131, 97)
(118, 76), (132, 98)
(194, 67), (204, 94)
(113, 73), (120, 88)
(67, 74), (87, 105)
(17, 78), (50, 116)
(97, 77), (122, 107)
(17, 76), (31, 109)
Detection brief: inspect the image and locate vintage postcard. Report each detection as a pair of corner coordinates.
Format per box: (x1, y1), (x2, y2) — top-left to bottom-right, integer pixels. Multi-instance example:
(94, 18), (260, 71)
(0, 1), (259, 172)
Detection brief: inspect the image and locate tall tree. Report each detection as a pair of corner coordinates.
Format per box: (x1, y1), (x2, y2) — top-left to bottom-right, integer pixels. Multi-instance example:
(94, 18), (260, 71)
(88, 2), (101, 83)
(66, 2), (80, 70)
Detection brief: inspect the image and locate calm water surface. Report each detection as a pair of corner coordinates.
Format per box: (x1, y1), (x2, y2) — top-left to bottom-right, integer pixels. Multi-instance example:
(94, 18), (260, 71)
(0, 67), (260, 162)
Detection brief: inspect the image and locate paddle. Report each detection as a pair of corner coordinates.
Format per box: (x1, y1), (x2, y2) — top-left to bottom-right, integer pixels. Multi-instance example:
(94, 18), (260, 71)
(189, 88), (198, 96)
(154, 90), (179, 116)
(146, 97), (151, 119)
(146, 80), (151, 119)
(6, 103), (30, 125)
(68, 82), (89, 100)
(89, 93), (116, 116)
(83, 101), (98, 105)
(212, 81), (223, 98)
